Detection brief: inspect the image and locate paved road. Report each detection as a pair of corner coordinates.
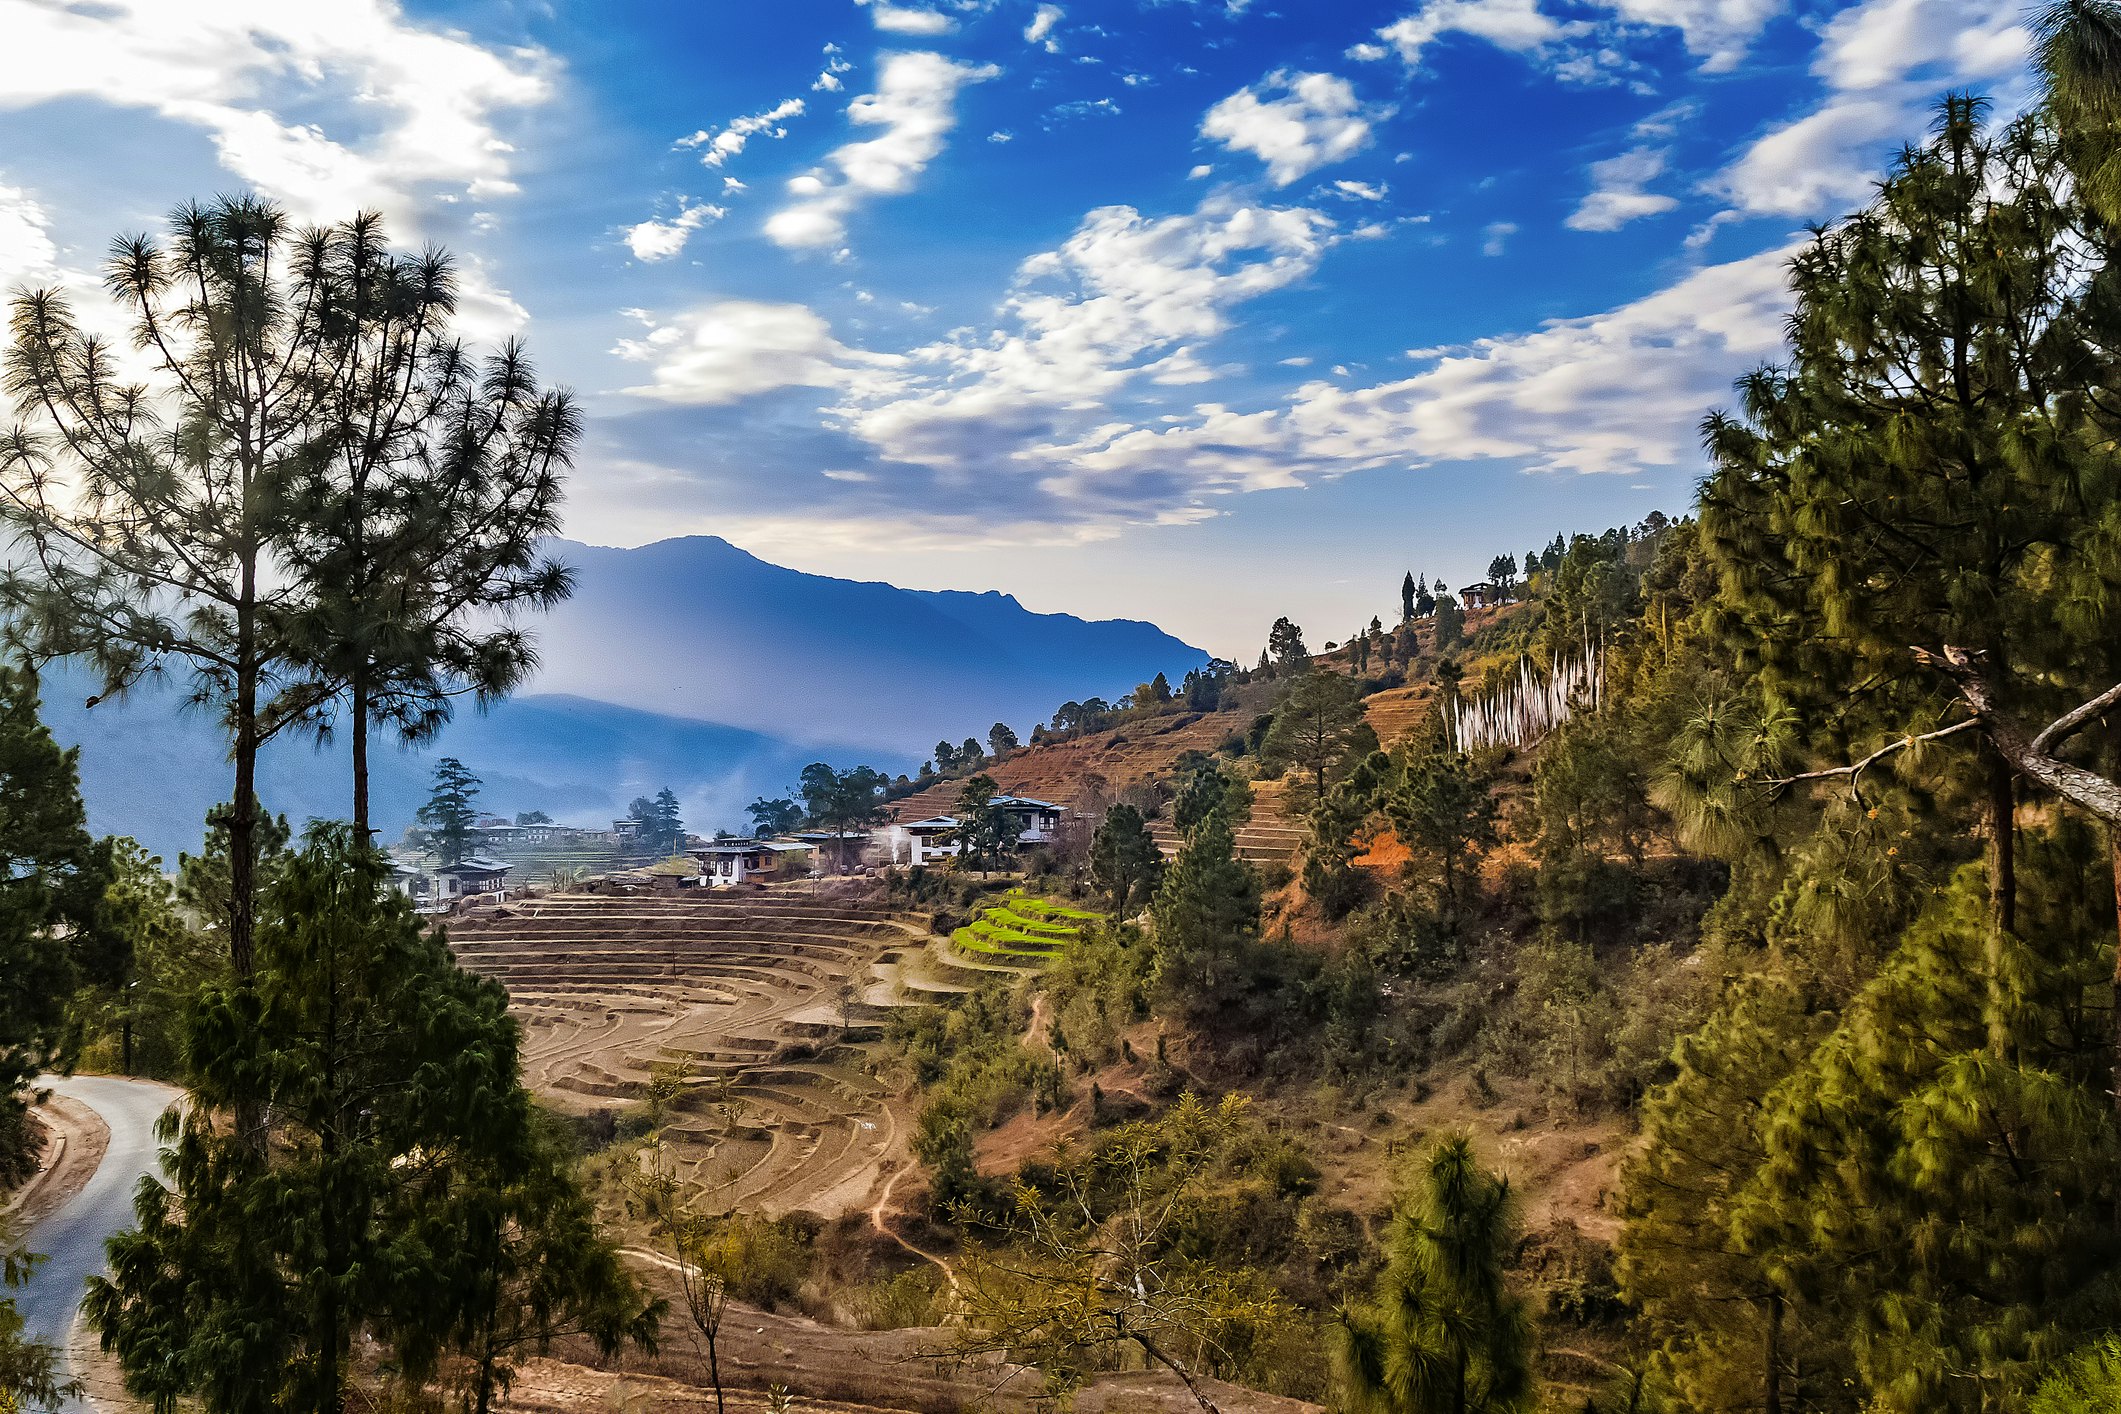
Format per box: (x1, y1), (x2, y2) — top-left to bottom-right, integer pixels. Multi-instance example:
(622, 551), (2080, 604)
(15, 1076), (176, 1412)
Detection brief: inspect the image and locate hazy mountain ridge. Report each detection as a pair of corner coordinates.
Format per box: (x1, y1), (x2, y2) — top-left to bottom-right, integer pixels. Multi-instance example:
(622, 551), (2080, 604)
(47, 535), (1207, 859)
(525, 536), (1206, 755)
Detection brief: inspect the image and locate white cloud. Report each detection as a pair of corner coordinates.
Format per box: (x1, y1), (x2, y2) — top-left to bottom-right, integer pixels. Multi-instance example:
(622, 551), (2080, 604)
(1330, 179), (1388, 201)
(613, 300), (900, 405)
(835, 195), (1343, 496)
(1189, 164), (1215, 179)
(452, 255), (532, 344)
(677, 97), (806, 169)
(855, 0), (959, 34)
(624, 203), (727, 261)
(0, 178), (60, 289)
(1377, 0), (1583, 69)
(1594, 0), (1784, 72)
(1482, 221), (1518, 256)
(0, 0), (551, 227)
(767, 52), (999, 251)
(1046, 97), (1123, 126)
(1711, 0), (2030, 218)
(1040, 241), (1798, 517)
(989, 129), (1016, 143)
(1371, 0), (1784, 79)
(1567, 147), (1678, 230)
(1201, 71), (1385, 187)
(814, 44), (855, 92)
(1026, 4), (1064, 49)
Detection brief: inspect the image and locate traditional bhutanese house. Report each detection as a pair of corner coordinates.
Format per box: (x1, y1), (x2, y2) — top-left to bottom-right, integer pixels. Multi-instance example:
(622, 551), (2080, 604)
(993, 795), (1063, 844)
(436, 856), (512, 905)
(1458, 582), (1500, 610)
(894, 816), (961, 867)
(687, 839), (780, 886)
(889, 795), (1066, 867)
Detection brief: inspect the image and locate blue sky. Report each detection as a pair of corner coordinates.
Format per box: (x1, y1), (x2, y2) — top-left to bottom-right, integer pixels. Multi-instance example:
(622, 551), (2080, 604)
(0, 0), (2035, 657)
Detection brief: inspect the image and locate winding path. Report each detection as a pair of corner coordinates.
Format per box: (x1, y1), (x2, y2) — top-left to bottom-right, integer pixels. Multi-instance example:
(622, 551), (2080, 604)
(16, 1076), (177, 1412)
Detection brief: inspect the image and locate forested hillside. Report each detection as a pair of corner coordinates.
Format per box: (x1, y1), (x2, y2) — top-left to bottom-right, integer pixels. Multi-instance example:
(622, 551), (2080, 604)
(861, 81), (2121, 1414)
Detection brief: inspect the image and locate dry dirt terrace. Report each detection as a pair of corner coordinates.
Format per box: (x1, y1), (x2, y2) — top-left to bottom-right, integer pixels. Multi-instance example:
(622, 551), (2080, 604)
(443, 886), (1041, 1218)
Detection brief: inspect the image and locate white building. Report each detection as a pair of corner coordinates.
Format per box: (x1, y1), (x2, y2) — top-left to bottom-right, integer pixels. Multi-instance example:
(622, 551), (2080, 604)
(390, 856), (512, 912)
(890, 796), (1064, 866)
(686, 838), (813, 886)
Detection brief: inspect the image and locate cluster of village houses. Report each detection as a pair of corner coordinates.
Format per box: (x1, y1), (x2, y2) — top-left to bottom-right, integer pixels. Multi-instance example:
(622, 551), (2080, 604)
(389, 795), (1066, 911)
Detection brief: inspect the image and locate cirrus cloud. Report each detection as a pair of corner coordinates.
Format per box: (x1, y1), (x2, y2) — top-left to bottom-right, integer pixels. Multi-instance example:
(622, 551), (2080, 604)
(766, 51), (1000, 251)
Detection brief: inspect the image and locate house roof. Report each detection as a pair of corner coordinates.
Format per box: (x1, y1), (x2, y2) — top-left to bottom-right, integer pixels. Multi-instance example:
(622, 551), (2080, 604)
(439, 856), (511, 875)
(993, 795), (1060, 810)
(692, 842), (772, 856)
(902, 816), (959, 831)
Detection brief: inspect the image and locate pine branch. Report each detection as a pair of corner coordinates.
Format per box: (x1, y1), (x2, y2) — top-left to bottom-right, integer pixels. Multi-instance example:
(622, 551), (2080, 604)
(1914, 645), (2121, 824)
(1760, 717), (1981, 794)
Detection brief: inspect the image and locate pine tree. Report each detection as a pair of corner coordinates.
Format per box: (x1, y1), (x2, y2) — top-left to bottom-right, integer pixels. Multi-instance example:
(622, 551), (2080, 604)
(1172, 756), (1250, 837)
(652, 787), (684, 856)
(1699, 97), (2121, 1054)
(275, 214), (576, 835)
(1487, 554), (1519, 600)
(1260, 672), (1376, 798)
(0, 197), (329, 984)
(1266, 617), (1309, 673)
(1337, 1136), (1533, 1414)
(1432, 595), (1464, 650)
(418, 757), (482, 866)
(1719, 826), (2121, 1413)
(1304, 750), (1391, 920)
(1150, 808), (1260, 1020)
(0, 663), (111, 1184)
(1401, 572), (1417, 624)
(954, 774), (1024, 875)
(1090, 803), (1163, 912)
(85, 827), (653, 1413)
(1618, 979), (1846, 1414)
(987, 721), (1020, 755)
(1387, 722), (1497, 921)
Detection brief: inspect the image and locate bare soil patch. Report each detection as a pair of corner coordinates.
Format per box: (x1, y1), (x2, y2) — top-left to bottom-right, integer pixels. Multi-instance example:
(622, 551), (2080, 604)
(3, 1090), (109, 1228)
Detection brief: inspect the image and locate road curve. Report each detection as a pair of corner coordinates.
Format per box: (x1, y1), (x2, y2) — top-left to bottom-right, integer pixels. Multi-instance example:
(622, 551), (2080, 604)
(15, 1075), (177, 1412)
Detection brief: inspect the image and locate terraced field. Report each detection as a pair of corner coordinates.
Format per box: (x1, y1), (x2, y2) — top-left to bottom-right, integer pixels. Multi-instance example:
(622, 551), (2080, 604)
(1146, 775), (1306, 864)
(951, 891), (1102, 961)
(1363, 680), (1440, 747)
(444, 889), (1027, 1218)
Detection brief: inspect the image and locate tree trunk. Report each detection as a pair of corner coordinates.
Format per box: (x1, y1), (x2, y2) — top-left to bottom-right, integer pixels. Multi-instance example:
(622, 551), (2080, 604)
(1764, 1291), (1784, 1414)
(2110, 829), (2121, 1119)
(351, 670), (370, 838)
(232, 561), (265, 1153)
(1984, 754), (2016, 1059)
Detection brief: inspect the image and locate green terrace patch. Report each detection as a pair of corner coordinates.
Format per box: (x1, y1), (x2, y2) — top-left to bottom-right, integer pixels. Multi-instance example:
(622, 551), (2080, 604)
(949, 891), (1104, 962)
